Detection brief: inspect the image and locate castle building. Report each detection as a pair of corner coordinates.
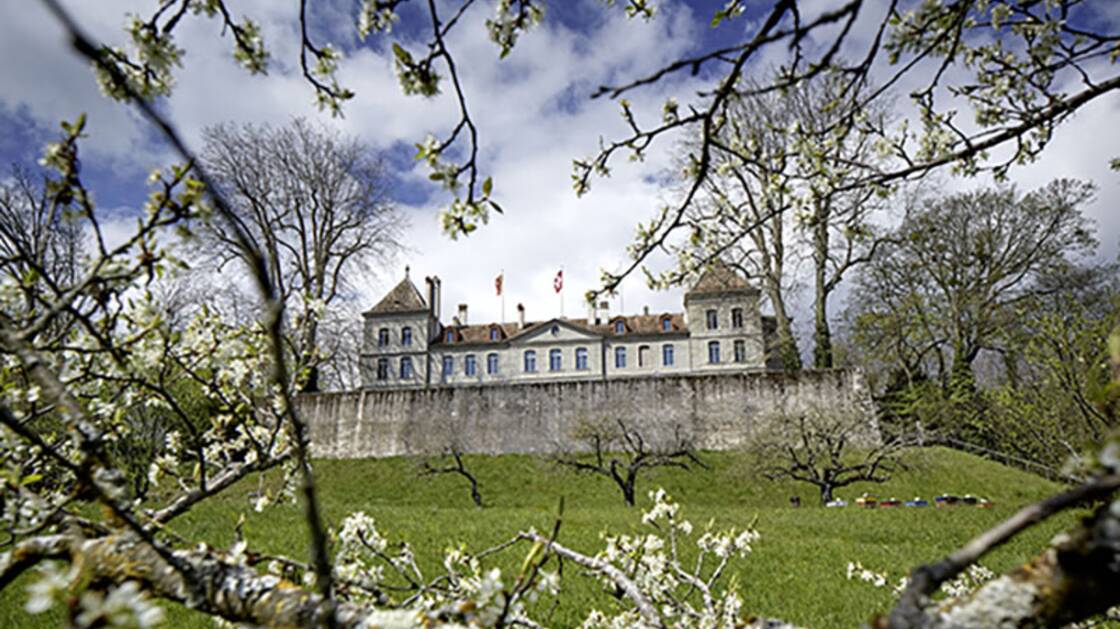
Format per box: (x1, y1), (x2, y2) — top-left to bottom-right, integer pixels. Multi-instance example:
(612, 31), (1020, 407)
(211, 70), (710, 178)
(360, 264), (777, 389)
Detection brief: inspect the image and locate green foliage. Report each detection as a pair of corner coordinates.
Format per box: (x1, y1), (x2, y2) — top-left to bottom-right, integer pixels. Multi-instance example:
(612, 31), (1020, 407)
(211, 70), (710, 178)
(870, 262), (1120, 474)
(851, 179), (1099, 390)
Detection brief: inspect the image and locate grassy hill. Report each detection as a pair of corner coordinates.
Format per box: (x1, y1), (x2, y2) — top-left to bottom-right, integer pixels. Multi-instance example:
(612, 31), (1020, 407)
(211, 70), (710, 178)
(1, 447), (1084, 627)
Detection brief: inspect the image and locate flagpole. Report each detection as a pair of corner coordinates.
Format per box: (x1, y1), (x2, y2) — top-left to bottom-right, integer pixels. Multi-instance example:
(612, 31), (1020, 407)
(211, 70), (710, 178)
(559, 266), (565, 319)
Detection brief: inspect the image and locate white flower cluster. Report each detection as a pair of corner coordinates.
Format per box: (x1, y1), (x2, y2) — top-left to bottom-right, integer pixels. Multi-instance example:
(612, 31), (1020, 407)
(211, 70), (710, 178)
(358, 1), (400, 37)
(26, 563), (163, 628)
(845, 561), (907, 594)
(585, 488), (757, 628)
(845, 561), (994, 601)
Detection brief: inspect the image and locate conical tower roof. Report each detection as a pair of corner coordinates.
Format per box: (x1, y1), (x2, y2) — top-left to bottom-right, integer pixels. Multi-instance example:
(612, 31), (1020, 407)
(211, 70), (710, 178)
(366, 274), (428, 315)
(685, 261), (756, 301)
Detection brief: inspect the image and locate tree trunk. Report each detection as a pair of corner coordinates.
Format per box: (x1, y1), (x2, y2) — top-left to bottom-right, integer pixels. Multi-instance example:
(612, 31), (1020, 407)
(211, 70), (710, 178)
(764, 279), (801, 371)
(947, 340), (977, 400)
(812, 199), (833, 369)
(820, 483), (834, 505)
(620, 470), (637, 506)
(299, 316), (321, 393)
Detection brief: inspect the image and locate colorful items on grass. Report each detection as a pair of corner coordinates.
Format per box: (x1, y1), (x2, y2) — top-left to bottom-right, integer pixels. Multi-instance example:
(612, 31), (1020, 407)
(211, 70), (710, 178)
(823, 493), (993, 509)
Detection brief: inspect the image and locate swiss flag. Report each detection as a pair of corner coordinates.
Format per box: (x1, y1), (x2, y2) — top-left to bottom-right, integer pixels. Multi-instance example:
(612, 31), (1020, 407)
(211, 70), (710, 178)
(553, 270), (563, 294)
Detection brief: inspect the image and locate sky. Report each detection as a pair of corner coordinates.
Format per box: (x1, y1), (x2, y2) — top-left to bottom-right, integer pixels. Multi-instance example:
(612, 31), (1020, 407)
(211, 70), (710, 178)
(1, 0), (1118, 335)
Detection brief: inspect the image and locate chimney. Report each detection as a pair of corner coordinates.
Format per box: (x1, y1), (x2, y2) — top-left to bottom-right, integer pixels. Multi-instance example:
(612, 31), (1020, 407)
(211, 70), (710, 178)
(457, 303), (468, 325)
(643, 305), (650, 316)
(426, 276), (442, 341)
(425, 276), (436, 316)
(517, 303), (526, 329)
(596, 300), (609, 325)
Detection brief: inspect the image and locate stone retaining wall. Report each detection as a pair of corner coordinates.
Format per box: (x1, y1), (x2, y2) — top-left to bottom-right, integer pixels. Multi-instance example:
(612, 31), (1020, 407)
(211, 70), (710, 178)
(299, 369), (875, 458)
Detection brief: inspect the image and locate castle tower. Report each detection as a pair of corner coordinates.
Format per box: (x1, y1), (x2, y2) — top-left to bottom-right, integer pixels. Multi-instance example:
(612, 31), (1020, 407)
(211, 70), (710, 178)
(360, 270), (436, 388)
(683, 262), (765, 371)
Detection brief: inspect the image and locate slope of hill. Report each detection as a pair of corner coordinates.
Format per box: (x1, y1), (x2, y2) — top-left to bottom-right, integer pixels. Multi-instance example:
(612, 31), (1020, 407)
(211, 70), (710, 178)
(1, 447), (1080, 627)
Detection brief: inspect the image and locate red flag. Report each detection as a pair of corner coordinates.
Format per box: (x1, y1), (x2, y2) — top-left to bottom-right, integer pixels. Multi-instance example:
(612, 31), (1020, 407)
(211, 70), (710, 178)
(495, 273), (503, 296)
(553, 270), (563, 293)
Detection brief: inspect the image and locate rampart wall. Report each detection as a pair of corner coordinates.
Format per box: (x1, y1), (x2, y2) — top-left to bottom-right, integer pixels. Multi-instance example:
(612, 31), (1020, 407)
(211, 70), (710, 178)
(299, 369), (876, 458)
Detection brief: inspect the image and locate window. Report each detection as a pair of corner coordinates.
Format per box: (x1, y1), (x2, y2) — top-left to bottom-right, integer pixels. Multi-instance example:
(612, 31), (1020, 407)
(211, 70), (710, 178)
(487, 353), (499, 374)
(575, 347), (588, 370)
(490, 328), (500, 341)
(734, 339), (746, 363)
(401, 326), (413, 346)
(377, 358), (389, 380)
(731, 308), (743, 329)
(378, 328), (389, 347)
(614, 320), (625, 334)
(549, 349), (562, 371)
(661, 317), (672, 331)
(401, 357), (414, 378)
(442, 355), (453, 376)
(638, 345), (650, 367)
(706, 309), (718, 330)
(550, 325), (560, 336)
(524, 350), (537, 373)
(465, 354), (477, 376)
(708, 341), (720, 364)
(662, 344), (674, 366)
(615, 346), (627, 368)
(445, 330), (455, 342)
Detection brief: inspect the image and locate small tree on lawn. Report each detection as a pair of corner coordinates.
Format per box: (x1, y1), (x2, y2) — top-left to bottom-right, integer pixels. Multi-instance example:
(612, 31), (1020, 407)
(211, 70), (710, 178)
(419, 446), (484, 508)
(556, 418), (707, 507)
(750, 408), (915, 505)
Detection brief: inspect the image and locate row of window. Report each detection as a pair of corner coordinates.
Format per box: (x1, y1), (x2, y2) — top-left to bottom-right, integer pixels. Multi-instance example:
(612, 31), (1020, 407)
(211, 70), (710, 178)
(376, 356), (415, 380)
(443, 353), (497, 376)
(706, 308), (745, 331)
(378, 326), (414, 347)
(375, 339), (751, 381)
(379, 310), (745, 348)
(709, 339), (748, 364)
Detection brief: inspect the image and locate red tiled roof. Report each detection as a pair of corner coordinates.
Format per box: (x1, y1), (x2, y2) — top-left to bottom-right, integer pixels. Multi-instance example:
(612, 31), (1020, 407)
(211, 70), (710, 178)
(434, 313), (687, 346)
(686, 261), (756, 298)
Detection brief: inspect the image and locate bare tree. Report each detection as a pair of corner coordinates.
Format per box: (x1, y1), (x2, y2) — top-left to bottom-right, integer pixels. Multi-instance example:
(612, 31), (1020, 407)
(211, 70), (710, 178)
(852, 179), (1098, 394)
(673, 73), (897, 371)
(316, 301), (366, 392)
(556, 419), (707, 506)
(0, 164), (84, 321)
(420, 447), (484, 508)
(750, 408), (914, 505)
(674, 77), (804, 371)
(201, 118), (405, 392)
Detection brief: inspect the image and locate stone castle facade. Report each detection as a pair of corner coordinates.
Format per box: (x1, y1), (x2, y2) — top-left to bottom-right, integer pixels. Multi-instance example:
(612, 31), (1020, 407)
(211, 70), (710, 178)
(360, 263), (778, 389)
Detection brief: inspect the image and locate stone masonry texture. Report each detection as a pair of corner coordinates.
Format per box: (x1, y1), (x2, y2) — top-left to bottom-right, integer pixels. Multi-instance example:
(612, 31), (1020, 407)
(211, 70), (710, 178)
(299, 368), (875, 458)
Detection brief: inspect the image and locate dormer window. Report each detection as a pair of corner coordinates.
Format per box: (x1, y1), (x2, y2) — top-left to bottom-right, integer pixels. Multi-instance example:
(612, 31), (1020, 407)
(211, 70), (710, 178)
(445, 330), (455, 342)
(490, 327), (500, 341)
(661, 317), (672, 331)
(614, 320), (625, 334)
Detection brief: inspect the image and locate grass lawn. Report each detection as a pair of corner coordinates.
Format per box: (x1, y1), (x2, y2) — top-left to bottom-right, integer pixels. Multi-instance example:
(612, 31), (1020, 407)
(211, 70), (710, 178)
(1, 447), (1092, 627)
